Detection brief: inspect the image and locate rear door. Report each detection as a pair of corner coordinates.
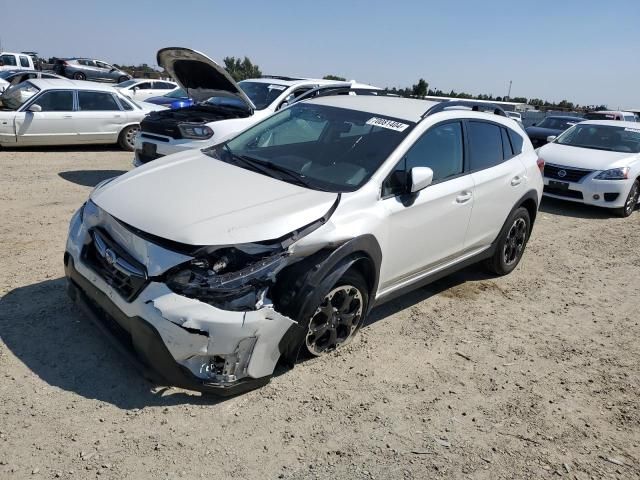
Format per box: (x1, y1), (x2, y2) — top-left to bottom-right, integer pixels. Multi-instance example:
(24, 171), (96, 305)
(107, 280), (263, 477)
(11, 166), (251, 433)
(464, 121), (527, 249)
(380, 121), (474, 291)
(74, 90), (125, 143)
(15, 90), (76, 145)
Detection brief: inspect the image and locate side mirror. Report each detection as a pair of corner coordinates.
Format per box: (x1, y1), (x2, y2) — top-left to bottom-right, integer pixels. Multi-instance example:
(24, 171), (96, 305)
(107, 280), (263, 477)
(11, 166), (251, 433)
(410, 167), (434, 193)
(532, 123), (537, 126)
(28, 104), (42, 112)
(546, 135), (557, 143)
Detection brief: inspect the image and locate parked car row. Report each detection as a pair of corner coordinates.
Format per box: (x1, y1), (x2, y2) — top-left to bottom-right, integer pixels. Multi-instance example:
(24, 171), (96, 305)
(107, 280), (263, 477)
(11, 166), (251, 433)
(52, 58), (131, 83)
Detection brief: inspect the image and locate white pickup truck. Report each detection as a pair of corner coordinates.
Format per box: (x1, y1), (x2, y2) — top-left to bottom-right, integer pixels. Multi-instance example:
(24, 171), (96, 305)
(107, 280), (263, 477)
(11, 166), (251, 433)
(0, 52), (36, 71)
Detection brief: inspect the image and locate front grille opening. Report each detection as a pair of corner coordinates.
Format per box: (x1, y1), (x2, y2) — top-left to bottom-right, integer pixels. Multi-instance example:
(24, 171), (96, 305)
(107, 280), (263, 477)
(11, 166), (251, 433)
(82, 229), (148, 302)
(544, 186), (584, 199)
(544, 164), (593, 183)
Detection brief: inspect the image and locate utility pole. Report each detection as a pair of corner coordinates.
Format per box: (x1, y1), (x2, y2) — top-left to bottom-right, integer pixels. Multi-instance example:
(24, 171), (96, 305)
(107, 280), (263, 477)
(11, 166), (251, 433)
(507, 80), (512, 101)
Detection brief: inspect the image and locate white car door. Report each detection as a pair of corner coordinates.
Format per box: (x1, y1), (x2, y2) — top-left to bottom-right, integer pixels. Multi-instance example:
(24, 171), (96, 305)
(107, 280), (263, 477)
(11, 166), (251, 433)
(464, 120), (527, 249)
(74, 90), (125, 143)
(129, 81), (154, 101)
(379, 121), (474, 291)
(15, 90), (77, 145)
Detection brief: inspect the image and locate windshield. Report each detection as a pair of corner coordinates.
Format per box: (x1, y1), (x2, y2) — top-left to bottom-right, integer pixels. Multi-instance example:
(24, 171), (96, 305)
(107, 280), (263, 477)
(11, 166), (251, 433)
(165, 88), (188, 99)
(555, 124), (640, 153)
(0, 70), (19, 79)
(0, 81), (40, 110)
(114, 79), (138, 88)
(537, 117), (582, 130)
(238, 81), (287, 110)
(205, 103), (415, 192)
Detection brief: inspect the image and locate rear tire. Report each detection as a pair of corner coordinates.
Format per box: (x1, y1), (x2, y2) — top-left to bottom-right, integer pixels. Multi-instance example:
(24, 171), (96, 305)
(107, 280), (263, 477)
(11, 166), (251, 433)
(302, 270), (369, 357)
(73, 72), (86, 80)
(118, 125), (139, 151)
(614, 180), (639, 218)
(485, 207), (531, 276)
(117, 76), (129, 84)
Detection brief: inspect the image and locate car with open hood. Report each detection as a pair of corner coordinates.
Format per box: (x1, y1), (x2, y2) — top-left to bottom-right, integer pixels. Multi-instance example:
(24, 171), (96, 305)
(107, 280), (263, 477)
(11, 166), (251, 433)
(65, 96), (542, 395)
(133, 47), (378, 166)
(539, 120), (640, 216)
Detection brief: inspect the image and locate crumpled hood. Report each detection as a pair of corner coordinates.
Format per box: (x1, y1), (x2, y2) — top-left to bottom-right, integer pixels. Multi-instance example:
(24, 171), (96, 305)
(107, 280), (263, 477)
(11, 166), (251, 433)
(538, 143), (638, 171)
(91, 150), (339, 246)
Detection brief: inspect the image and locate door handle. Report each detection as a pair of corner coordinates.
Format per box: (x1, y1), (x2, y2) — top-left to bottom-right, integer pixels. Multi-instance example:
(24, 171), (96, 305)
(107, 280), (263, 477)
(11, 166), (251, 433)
(511, 176), (522, 186)
(114, 115), (121, 118)
(456, 191), (472, 203)
(63, 115), (73, 119)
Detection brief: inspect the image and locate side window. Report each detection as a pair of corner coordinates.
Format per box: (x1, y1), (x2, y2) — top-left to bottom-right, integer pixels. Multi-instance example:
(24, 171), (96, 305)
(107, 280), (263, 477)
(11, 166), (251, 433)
(501, 127), (514, 159)
(117, 96), (134, 111)
(19, 56), (30, 68)
(507, 129), (524, 155)
(96, 61), (110, 69)
(33, 91), (74, 112)
(1, 54), (17, 66)
(135, 82), (152, 90)
(382, 122), (464, 197)
(155, 82), (175, 89)
(467, 121), (503, 171)
(78, 91), (120, 111)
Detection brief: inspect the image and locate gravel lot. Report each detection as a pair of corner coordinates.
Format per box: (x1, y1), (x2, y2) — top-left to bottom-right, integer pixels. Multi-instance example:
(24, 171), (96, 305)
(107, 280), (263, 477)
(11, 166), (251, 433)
(1, 147), (639, 480)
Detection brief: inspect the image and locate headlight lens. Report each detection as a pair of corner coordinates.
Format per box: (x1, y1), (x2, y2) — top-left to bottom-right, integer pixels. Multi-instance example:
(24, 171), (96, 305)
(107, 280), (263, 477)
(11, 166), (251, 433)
(178, 123), (214, 140)
(594, 167), (629, 180)
(166, 248), (287, 311)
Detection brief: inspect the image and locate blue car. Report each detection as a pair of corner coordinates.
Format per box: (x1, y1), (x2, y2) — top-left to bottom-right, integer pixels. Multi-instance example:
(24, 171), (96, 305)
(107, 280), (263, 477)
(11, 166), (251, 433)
(145, 88), (193, 109)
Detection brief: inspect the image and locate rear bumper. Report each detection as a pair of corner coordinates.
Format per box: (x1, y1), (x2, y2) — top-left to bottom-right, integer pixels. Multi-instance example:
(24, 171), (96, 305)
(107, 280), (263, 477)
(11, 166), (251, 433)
(65, 255), (270, 396)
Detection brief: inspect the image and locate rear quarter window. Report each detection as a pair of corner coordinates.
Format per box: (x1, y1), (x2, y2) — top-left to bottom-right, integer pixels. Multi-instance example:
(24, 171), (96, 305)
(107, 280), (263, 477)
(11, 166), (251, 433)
(467, 121), (504, 170)
(507, 129), (524, 155)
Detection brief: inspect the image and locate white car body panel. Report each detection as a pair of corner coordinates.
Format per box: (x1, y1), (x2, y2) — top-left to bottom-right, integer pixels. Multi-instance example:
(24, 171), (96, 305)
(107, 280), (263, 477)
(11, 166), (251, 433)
(0, 52), (35, 71)
(114, 79), (179, 102)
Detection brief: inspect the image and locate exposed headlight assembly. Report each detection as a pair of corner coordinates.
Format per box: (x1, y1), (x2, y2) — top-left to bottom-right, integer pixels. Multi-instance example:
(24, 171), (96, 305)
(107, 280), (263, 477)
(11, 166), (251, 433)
(595, 167), (629, 180)
(166, 247), (288, 311)
(178, 123), (214, 140)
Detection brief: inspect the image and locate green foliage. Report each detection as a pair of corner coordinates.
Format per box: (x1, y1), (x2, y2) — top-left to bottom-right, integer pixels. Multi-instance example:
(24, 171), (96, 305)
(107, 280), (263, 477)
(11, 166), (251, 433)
(223, 56), (262, 81)
(323, 74), (346, 81)
(412, 78), (428, 97)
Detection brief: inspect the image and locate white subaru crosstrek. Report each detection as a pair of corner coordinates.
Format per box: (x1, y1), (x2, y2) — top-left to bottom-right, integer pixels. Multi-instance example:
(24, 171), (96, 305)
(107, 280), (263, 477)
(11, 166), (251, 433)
(65, 96), (543, 395)
(539, 120), (640, 217)
(133, 47), (378, 167)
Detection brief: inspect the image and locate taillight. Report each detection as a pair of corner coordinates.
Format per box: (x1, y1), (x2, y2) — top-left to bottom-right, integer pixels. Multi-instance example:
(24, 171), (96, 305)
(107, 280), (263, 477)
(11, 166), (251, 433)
(536, 157), (545, 174)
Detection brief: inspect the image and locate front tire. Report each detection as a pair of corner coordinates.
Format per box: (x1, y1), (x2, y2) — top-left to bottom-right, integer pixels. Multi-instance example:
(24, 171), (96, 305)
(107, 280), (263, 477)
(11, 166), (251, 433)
(117, 76), (129, 83)
(73, 71), (86, 80)
(303, 271), (369, 357)
(118, 125), (139, 151)
(485, 207), (531, 276)
(615, 180), (639, 218)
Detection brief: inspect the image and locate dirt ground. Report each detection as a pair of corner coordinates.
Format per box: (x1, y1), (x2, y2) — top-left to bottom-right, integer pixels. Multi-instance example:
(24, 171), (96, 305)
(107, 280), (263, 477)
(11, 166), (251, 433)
(0, 147), (639, 480)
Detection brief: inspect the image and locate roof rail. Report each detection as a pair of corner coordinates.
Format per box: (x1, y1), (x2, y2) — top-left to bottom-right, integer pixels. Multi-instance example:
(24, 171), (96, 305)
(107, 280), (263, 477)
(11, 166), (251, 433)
(260, 75), (306, 81)
(422, 100), (508, 119)
(291, 83), (386, 105)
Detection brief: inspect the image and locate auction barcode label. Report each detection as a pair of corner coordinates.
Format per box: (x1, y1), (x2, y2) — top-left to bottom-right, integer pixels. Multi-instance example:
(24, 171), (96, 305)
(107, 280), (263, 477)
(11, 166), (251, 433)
(366, 117), (410, 132)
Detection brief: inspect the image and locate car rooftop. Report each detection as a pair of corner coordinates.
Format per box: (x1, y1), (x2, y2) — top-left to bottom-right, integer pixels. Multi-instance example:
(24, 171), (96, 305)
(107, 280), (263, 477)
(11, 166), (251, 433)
(27, 78), (119, 91)
(307, 95), (439, 122)
(580, 119), (640, 128)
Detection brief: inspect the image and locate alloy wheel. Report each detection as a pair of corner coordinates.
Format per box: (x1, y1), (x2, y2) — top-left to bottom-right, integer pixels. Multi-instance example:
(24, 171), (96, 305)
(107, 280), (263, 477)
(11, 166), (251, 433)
(503, 217), (527, 266)
(125, 126), (139, 149)
(625, 182), (639, 216)
(306, 285), (364, 356)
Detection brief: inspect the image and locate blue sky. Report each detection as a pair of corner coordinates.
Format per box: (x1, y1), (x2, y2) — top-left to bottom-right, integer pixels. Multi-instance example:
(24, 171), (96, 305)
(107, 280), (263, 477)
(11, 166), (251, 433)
(2, 0), (638, 107)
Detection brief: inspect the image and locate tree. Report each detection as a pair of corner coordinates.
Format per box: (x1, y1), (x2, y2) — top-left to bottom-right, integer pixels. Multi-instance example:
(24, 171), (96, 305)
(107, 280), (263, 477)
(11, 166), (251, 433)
(412, 78), (428, 97)
(223, 56), (262, 81)
(323, 74), (346, 81)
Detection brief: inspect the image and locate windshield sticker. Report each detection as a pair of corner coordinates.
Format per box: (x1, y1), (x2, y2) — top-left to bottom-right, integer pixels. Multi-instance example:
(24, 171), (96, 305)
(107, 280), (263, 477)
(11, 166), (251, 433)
(625, 128), (640, 133)
(268, 85), (286, 91)
(366, 117), (410, 132)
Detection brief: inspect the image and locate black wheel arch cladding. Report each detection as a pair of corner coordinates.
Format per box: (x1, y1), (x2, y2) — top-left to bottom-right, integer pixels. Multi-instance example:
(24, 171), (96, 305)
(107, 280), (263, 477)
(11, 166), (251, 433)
(275, 234), (382, 364)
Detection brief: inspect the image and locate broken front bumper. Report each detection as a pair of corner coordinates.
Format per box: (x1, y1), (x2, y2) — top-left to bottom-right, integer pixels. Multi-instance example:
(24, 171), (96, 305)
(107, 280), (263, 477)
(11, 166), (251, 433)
(64, 208), (296, 395)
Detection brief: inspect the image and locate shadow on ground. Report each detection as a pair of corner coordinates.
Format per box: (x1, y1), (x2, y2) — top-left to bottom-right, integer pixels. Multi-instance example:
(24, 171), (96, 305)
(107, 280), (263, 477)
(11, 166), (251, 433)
(0, 266), (491, 408)
(58, 170), (127, 187)
(539, 197), (617, 219)
(1, 144), (122, 153)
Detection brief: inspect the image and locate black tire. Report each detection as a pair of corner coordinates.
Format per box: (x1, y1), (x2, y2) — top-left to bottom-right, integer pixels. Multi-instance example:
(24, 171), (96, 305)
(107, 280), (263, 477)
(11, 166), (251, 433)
(485, 207), (531, 276)
(73, 71), (86, 80)
(302, 270), (369, 357)
(614, 180), (639, 218)
(118, 125), (139, 151)
(117, 76), (129, 84)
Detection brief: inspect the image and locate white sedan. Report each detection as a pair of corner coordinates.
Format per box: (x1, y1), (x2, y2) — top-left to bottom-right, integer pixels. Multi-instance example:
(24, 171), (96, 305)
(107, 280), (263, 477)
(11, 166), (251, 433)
(113, 78), (178, 101)
(539, 120), (640, 217)
(0, 78), (166, 150)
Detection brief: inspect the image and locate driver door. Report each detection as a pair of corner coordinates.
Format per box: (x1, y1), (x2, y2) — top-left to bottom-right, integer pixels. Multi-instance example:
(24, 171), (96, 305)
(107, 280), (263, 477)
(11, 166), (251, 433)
(15, 90), (77, 145)
(379, 121), (474, 291)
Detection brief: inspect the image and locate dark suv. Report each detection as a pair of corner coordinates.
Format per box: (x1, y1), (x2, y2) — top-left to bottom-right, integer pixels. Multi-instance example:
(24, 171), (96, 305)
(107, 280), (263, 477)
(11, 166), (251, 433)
(53, 58), (130, 83)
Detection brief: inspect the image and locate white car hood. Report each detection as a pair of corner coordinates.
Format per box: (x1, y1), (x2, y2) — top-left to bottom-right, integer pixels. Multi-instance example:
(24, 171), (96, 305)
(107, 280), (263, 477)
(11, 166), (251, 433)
(91, 151), (338, 246)
(157, 47), (256, 109)
(539, 143), (636, 170)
